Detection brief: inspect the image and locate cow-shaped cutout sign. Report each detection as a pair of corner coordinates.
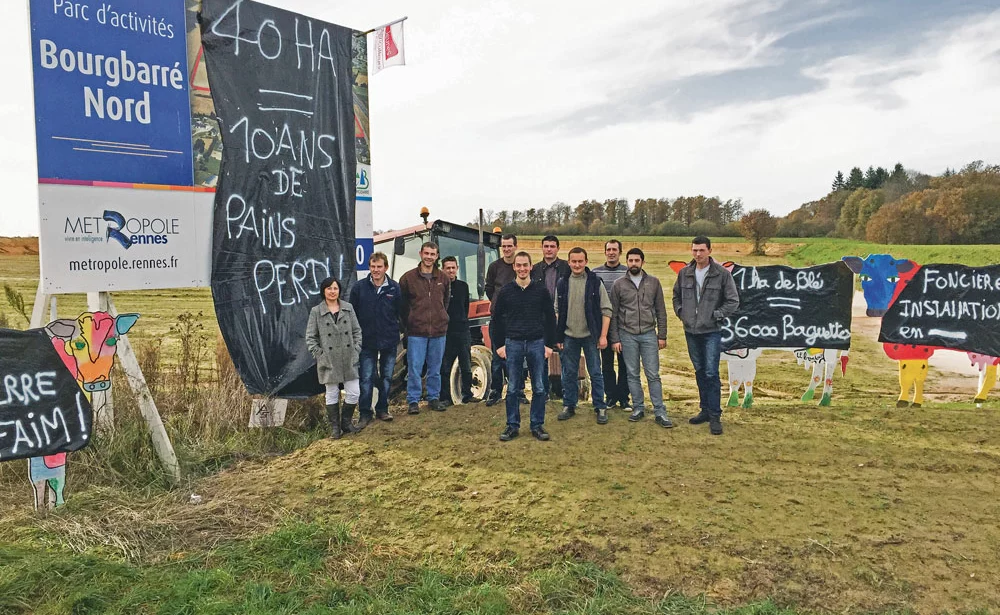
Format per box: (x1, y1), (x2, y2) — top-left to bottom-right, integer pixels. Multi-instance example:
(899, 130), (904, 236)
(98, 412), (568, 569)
(27, 311), (138, 509)
(669, 260), (850, 408)
(847, 255), (1000, 406)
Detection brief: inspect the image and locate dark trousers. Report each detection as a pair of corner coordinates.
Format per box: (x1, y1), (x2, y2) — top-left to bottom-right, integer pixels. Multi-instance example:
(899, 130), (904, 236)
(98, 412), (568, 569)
(600, 346), (630, 406)
(489, 321), (506, 398)
(441, 329), (473, 402)
(685, 331), (723, 416)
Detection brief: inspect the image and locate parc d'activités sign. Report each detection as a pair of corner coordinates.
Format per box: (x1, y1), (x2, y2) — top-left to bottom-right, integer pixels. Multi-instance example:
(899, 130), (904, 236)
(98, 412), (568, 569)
(27, 0), (374, 397)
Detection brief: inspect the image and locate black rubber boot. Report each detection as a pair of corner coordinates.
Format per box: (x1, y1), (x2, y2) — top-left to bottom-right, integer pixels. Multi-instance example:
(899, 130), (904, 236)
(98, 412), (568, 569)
(340, 402), (360, 435)
(327, 404), (342, 439)
(709, 411), (723, 435)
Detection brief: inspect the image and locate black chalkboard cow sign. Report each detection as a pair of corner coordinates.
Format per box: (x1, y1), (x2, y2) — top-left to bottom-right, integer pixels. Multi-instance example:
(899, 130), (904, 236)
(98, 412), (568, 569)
(669, 260), (854, 408)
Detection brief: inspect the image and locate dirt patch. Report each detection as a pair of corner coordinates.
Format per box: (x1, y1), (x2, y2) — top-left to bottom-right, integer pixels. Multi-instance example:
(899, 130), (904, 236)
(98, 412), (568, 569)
(0, 237), (39, 255)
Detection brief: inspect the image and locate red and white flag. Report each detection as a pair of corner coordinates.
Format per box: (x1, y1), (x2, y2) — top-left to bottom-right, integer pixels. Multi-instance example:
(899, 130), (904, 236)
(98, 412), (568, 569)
(372, 19), (405, 75)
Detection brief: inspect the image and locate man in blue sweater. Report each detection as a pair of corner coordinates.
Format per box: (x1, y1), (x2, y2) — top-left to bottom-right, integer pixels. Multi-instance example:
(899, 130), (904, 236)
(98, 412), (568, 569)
(349, 252), (401, 427)
(492, 252), (557, 442)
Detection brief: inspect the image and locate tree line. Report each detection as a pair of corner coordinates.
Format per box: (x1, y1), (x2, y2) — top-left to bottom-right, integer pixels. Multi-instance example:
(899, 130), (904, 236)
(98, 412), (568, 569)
(781, 160), (1000, 244)
(460, 159), (998, 246)
(479, 196), (746, 237)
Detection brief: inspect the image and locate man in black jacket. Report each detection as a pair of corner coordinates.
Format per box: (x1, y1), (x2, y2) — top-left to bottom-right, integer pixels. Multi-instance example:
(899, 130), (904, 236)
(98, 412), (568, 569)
(440, 256), (473, 406)
(484, 233), (517, 406)
(530, 235), (571, 399)
(492, 252), (557, 442)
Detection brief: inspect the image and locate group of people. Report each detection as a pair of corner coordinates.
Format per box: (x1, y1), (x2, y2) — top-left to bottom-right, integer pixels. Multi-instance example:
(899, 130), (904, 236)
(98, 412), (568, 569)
(305, 235), (739, 443)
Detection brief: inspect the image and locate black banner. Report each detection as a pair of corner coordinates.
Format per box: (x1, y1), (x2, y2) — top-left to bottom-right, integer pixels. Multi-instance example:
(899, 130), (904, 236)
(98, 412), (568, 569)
(879, 264), (1000, 356)
(721, 262), (854, 351)
(200, 0), (357, 396)
(0, 329), (93, 461)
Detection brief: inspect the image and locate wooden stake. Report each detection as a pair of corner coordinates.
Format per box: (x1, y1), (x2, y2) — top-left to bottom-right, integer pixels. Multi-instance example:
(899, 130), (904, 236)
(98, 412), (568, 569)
(106, 293), (182, 484)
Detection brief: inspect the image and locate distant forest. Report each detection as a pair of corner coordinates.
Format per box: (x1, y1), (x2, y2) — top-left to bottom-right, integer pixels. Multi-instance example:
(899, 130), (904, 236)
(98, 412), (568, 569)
(478, 160), (1000, 244)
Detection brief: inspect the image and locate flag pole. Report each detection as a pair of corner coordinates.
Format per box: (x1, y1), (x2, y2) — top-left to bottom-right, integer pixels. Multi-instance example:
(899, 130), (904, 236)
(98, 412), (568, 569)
(356, 16), (408, 36)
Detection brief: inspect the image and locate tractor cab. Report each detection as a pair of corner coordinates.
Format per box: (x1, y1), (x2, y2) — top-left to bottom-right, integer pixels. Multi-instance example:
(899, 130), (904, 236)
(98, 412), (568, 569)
(371, 211), (502, 402)
(374, 214), (501, 343)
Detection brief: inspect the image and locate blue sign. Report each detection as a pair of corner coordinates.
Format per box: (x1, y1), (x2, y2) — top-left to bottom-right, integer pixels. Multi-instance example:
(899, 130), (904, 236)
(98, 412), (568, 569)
(29, 0), (193, 186)
(355, 237), (373, 272)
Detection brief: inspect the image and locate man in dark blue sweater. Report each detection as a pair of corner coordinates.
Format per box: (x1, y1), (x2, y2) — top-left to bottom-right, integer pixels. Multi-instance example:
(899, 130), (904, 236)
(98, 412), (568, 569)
(492, 252), (557, 442)
(349, 252), (402, 427)
(440, 256), (473, 406)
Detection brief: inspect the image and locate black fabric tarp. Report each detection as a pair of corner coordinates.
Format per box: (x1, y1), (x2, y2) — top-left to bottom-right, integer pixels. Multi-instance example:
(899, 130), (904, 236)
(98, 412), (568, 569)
(721, 262), (854, 351)
(879, 264), (1000, 356)
(0, 328), (94, 461)
(200, 0), (357, 397)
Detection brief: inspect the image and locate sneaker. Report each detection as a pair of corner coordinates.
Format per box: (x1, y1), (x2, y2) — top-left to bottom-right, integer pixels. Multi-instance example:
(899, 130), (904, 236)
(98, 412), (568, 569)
(557, 406), (576, 421)
(654, 415), (674, 429)
(709, 417), (723, 435)
(499, 426), (519, 441)
(689, 410), (710, 425)
(376, 411), (393, 422)
(429, 400), (448, 412)
(531, 427), (550, 441)
(461, 395), (474, 404)
(485, 394), (502, 407)
(596, 408), (608, 425)
(407, 402), (420, 415)
(628, 409), (645, 422)
(621, 404), (632, 413)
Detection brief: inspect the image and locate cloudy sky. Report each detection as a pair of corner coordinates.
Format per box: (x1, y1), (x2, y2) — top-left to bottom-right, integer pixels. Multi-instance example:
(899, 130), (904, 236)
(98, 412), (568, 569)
(2, 0), (999, 235)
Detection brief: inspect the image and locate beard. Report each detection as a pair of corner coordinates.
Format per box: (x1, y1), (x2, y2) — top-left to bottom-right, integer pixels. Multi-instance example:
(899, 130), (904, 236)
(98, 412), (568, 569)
(628, 266), (642, 276)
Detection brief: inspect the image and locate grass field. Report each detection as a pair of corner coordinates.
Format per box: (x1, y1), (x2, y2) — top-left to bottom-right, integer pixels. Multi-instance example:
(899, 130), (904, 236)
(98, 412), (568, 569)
(1, 237), (999, 613)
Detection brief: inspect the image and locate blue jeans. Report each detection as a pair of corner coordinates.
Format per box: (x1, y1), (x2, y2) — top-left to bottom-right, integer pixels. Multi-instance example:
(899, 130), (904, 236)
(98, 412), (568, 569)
(560, 335), (606, 409)
(406, 336), (446, 404)
(359, 347), (396, 417)
(620, 330), (666, 417)
(685, 331), (722, 416)
(504, 338), (547, 430)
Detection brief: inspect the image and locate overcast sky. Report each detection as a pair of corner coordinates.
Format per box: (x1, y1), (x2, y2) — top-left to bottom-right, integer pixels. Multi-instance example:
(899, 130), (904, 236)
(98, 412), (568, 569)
(2, 0), (999, 236)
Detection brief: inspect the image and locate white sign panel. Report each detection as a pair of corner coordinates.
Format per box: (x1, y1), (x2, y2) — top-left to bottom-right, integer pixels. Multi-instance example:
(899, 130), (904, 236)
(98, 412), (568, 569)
(38, 184), (212, 293)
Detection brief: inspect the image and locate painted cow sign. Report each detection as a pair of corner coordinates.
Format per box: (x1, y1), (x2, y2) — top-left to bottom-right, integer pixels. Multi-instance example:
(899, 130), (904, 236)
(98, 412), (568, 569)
(27, 311), (138, 509)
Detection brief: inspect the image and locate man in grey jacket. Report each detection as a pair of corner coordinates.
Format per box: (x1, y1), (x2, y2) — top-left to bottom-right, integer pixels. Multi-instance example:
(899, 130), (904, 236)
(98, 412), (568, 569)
(671, 236), (740, 435)
(609, 248), (672, 428)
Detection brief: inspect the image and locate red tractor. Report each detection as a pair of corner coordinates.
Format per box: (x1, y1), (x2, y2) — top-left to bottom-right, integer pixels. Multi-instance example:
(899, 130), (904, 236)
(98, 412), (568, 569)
(372, 211), (500, 402)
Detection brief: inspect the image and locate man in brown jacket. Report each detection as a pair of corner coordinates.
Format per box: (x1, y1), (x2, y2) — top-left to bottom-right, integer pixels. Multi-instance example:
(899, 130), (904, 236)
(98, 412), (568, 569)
(399, 242), (451, 414)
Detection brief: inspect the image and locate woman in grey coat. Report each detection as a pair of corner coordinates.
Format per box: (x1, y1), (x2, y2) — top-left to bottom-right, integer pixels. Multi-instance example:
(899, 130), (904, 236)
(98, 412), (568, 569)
(306, 277), (363, 439)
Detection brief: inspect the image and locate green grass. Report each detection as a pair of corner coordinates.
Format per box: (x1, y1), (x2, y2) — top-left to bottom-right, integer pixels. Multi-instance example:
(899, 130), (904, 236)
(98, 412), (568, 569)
(4, 241), (1000, 613)
(0, 520), (800, 615)
(785, 239), (1000, 267)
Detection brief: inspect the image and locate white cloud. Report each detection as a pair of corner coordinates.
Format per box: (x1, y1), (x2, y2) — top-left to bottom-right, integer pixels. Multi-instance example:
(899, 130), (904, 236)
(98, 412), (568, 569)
(1, 1), (998, 236)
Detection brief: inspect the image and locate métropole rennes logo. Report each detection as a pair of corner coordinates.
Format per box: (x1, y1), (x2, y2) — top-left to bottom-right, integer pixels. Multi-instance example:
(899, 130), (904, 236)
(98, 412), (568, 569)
(63, 210), (180, 249)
